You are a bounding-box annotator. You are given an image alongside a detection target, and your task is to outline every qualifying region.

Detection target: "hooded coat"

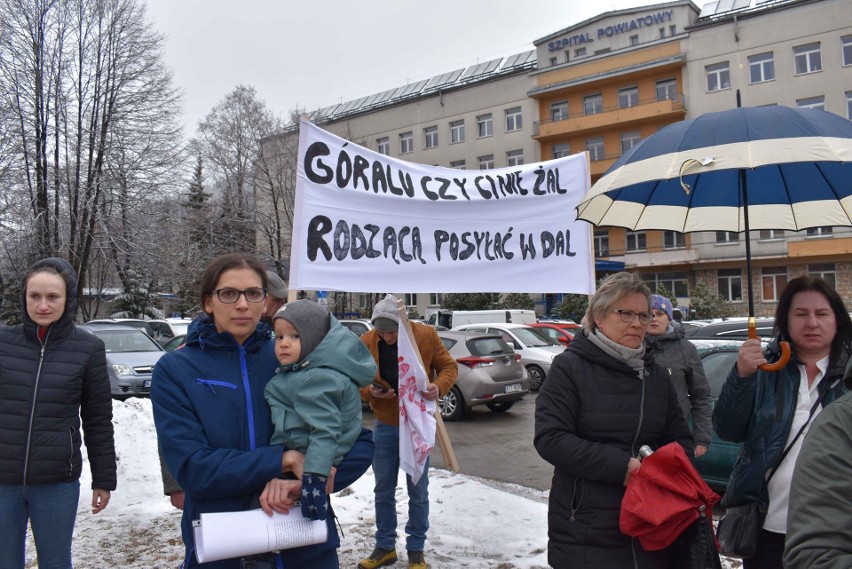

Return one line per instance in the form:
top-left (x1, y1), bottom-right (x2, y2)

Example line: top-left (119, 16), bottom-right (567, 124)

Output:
top-left (0, 257), bottom-right (116, 490)
top-left (264, 315), bottom-right (376, 476)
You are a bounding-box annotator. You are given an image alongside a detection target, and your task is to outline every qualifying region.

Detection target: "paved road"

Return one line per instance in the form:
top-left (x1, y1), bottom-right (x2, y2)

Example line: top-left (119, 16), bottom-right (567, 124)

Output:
top-left (363, 392), bottom-right (554, 493)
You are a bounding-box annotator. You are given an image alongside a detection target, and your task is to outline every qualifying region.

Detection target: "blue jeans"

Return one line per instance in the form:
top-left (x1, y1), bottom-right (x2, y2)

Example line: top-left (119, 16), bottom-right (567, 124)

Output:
top-left (372, 420), bottom-right (430, 552)
top-left (0, 480), bottom-right (80, 569)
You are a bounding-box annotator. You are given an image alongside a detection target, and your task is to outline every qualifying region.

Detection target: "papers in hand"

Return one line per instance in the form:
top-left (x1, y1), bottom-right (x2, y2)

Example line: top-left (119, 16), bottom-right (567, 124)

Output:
top-left (193, 506), bottom-right (328, 563)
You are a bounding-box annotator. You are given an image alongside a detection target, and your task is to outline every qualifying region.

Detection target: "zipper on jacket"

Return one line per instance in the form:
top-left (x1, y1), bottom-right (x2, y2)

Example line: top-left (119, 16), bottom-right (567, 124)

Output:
top-left (237, 343), bottom-right (257, 450)
top-left (66, 426), bottom-right (75, 477)
top-left (629, 372), bottom-right (647, 457)
top-left (195, 378), bottom-right (238, 392)
top-left (569, 477), bottom-right (584, 522)
top-left (630, 536), bottom-right (639, 569)
top-left (23, 339), bottom-right (49, 485)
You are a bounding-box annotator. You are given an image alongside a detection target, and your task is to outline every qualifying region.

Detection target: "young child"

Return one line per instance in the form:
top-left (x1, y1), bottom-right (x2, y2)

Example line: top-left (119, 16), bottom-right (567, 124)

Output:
top-left (264, 299), bottom-right (377, 521)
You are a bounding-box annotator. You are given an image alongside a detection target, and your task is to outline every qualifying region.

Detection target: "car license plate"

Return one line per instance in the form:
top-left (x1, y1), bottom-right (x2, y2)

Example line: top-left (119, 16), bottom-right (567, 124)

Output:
top-left (143, 379), bottom-right (151, 390)
top-left (504, 383), bottom-right (522, 394)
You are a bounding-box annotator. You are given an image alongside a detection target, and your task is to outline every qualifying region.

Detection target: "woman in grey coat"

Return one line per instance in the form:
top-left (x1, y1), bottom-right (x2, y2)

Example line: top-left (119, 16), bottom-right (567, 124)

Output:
top-left (645, 294), bottom-right (713, 456)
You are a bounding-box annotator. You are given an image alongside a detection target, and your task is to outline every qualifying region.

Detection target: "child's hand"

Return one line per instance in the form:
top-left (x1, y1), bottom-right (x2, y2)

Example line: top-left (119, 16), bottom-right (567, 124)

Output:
top-left (281, 450), bottom-right (305, 479)
top-left (300, 473), bottom-right (328, 520)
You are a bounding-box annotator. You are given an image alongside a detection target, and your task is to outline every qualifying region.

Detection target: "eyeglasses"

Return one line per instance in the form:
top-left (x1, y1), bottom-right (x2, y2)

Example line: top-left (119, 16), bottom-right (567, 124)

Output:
top-left (214, 287), bottom-right (267, 304)
top-left (612, 309), bottom-right (652, 325)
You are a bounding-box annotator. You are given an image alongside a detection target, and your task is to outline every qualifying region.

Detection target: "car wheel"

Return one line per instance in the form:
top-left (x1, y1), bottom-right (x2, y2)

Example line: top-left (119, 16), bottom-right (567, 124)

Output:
top-left (439, 386), bottom-right (465, 421)
top-left (485, 401), bottom-right (514, 413)
top-left (527, 365), bottom-right (545, 391)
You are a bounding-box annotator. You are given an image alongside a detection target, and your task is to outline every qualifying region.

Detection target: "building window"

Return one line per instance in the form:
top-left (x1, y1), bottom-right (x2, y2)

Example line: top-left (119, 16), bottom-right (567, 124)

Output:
top-left (625, 230), bottom-right (646, 252)
top-left (477, 113), bottom-right (493, 138)
top-left (564, 50), bottom-right (570, 62)
top-left (506, 149), bottom-right (524, 167)
top-left (806, 226), bottom-right (833, 236)
top-left (376, 137), bottom-right (390, 155)
top-left (669, 24), bottom-right (677, 35)
top-left (505, 107), bottom-right (523, 132)
top-left (797, 96), bottom-right (825, 110)
top-left (478, 154), bottom-right (494, 169)
top-left (718, 269), bottom-right (743, 302)
top-left (449, 120), bottom-right (465, 144)
top-left (450, 160), bottom-right (466, 170)
top-left (404, 293), bottom-right (418, 306)
top-left (549, 56), bottom-right (558, 66)
top-left (424, 126), bottom-right (438, 149)
top-left (619, 86), bottom-right (639, 108)
top-left (659, 27), bottom-right (666, 39)
top-left (621, 131), bottom-right (641, 154)
top-left (645, 272), bottom-right (689, 297)
top-left (400, 132), bottom-right (413, 154)
top-left (794, 43), bottom-right (822, 75)
top-left (656, 79), bottom-right (677, 102)
top-left (594, 230), bottom-right (609, 257)
top-left (551, 101), bottom-right (568, 121)
top-left (586, 137), bottom-right (605, 161)
top-left (715, 231), bottom-right (739, 243)
top-left (761, 267), bottom-right (788, 302)
top-left (847, 91), bottom-right (852, 120)
top-left (575, 47), bottom-right (586, 57)
top-left (809, 263), bottom-right (836, 288)
top-left (664, 231), bottom-right (685, 249)
top-left (429, 293), bottom-right (442, 305)
top-left (748, 52), bottom-right (775, 84)
top-left (584, 94), bottom-right (603, 115)
top-left (759, 229), bottom-right (785, 240)
top-left (706, 62), bottom-right (731, 92)
top-left (552, 143), bottom-right (570, 159)
top-left (629, 34), bottom-right (639, 46)
top-left (844, 36), bottom-right (852, 67)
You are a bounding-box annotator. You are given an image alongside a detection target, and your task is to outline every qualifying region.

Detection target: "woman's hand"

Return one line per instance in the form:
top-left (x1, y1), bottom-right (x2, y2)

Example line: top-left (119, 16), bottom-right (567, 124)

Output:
top-left (92, 489), bottom-right (111, 514)
top-left (259, 479), bottom-right (301, 516)
top-left (624, 457), bottom-right (641, 486)
top-left (281, 450), bottom-right (305, 480)
top-left (736, 338), bottom-right (767, 377)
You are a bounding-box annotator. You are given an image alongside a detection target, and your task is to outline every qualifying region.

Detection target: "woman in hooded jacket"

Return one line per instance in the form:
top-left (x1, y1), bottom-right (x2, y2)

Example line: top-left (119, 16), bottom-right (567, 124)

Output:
top-left (0, 257), bottom-right (116, 569)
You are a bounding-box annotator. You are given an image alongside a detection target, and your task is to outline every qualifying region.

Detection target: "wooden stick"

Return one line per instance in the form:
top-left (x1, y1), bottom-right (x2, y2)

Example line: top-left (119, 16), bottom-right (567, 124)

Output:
top-left (395, 299), bottom-right (460, 473)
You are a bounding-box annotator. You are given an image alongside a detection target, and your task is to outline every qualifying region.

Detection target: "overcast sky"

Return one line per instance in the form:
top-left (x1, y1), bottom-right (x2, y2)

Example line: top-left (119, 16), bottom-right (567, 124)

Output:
top-left (143, 0), bottom-right (665, 137)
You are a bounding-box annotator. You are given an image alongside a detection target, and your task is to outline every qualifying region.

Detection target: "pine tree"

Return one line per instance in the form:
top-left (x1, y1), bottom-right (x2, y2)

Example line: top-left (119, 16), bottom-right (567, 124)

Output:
top-left (689, 280), bottom-right (733, 319)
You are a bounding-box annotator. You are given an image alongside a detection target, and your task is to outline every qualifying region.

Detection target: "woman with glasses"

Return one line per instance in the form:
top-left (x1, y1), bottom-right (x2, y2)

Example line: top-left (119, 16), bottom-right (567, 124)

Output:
top-left (151, 253), bottom-right (374, 569)
top-left (534, 272), bottom-right (693, 569)
top-left (714, 276), bottom-right (851, 569)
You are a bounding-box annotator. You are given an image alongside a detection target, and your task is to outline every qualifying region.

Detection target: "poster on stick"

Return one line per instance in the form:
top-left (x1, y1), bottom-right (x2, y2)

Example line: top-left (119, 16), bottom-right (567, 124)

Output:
top-left (290, 119), bottom-right (594, 293)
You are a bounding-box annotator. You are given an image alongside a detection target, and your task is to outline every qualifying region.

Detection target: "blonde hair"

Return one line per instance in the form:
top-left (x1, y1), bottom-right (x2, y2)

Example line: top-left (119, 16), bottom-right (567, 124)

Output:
top-left (584, 272), bottom-right (651, 334)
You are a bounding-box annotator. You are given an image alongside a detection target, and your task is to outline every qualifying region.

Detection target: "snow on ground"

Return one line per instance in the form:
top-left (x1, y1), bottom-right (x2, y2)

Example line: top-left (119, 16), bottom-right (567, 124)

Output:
top-left (25, 399), bottom-right (741, 568)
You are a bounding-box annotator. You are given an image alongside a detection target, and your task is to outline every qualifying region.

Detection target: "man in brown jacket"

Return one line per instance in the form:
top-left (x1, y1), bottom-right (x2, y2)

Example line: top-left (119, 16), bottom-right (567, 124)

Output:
top-left (357, 294), bottom-right (457, 569)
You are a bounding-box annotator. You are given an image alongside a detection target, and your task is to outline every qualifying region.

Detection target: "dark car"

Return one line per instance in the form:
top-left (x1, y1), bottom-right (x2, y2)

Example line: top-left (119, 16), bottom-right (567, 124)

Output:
top-left (689, 338), bottom-right (751, 493)
top-left (436, 330), bottom-right (530, 421)
top-left (685, 318), bottom-right (775, 340)
top-left (79, 323), bottom-right (165, 399)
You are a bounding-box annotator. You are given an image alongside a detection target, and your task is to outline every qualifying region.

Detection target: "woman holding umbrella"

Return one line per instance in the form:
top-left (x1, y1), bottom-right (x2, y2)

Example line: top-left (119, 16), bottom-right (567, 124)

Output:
top-left (714, 276), bottom-right (852, 569)
top-left (534, 272), bottom-right (693, 569)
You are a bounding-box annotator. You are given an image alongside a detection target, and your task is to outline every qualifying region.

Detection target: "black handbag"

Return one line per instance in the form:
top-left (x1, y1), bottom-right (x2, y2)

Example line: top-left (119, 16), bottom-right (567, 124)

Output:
top-left (670, 506), bottom-right (724, 569)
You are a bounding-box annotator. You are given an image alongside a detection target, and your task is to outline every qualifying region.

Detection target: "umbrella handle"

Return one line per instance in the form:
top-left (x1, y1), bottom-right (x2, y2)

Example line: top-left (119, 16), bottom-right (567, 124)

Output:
top-left (748, 318), bottom-right (791, 371)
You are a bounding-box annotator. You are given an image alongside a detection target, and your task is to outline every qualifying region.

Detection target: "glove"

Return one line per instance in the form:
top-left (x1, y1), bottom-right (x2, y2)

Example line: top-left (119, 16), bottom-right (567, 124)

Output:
top-left (300, 473), bottom-right (328, 521)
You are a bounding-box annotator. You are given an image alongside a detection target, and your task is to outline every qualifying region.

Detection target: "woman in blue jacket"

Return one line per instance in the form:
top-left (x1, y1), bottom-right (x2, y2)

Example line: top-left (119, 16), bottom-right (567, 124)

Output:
top-left (151, 253), bottom-right (374, 568)
top-left (714, 276), bottom-right (852, 569)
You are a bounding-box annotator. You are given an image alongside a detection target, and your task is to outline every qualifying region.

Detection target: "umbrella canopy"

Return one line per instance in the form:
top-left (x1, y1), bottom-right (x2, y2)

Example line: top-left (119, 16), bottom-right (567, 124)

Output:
top-left (577, 106), bottom-right (852, 233)
top-left (620, 442), bottom-right (720, 551)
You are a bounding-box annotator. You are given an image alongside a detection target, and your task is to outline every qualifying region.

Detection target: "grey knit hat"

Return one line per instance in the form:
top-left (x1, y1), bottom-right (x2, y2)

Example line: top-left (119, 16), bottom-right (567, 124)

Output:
top-left (371, 294), bottom-right (401, 332)
top-left (272, 300), bottom-right (330, 360)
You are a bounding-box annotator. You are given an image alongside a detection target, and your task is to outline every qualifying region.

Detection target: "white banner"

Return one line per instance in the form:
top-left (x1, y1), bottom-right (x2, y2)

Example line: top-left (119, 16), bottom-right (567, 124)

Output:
top-left (290, 119), bottom-right (595, 293)
top-left (397, 323), bottom-right (435, 486)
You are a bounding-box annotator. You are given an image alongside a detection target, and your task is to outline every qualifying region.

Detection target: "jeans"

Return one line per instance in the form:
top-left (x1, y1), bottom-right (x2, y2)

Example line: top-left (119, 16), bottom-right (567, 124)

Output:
top-left (0, 480), bottom-right (81, 569)
top-left (372, 420), bottom-right (430, 552)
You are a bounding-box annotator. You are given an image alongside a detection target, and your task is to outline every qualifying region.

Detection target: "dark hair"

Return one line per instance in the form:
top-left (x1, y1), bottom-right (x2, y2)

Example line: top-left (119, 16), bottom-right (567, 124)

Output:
top-left (199, 253), bottom-right (268, 316)
top-left (24, 264), bottom-right (74, 297)
top-left (774, 275), bottom-right (852, 357)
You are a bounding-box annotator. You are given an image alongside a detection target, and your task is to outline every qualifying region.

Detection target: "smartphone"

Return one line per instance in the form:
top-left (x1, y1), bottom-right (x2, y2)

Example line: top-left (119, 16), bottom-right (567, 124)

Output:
top-left (371, 382), bottom-right (389, 392)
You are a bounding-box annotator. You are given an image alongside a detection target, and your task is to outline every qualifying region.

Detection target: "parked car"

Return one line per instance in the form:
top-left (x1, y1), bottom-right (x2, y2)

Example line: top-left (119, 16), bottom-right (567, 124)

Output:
top-left (436, 330), bottom-right (530, 421)
top-left (689, 338), bottom-right (751, 494)
top-left (147, 318), bottom-right (193, 346)
top-left (79, 323), bottom-right (165, 399)
top-left (86, 318), bottom-right (157, 339)
top-left (451, 323), bottom-right (564, 391)
top-left (685, 317), bottom-right (775, 340)
top-left (338, 318), bottom-right (373, 336)
top-left (162, 334), bottom-right (186, 352)
top-left (530, 322), bottom-right (581, 347)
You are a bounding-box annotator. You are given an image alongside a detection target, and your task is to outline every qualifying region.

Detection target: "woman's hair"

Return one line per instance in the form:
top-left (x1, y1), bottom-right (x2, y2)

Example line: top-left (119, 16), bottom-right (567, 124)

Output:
top-left (24, 264), bottom-right (74, 296)
top-left (774, 275), bottom-right (852, 357)
top-left (584, 272), bottom-right (651, 334)
top-left (199, 253), bottom-right (268, 316)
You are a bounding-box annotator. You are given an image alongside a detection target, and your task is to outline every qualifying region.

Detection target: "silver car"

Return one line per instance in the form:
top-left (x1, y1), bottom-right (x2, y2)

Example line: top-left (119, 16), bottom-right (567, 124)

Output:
top-left (79, 323), bottom-right (165, 399)
top-left (437, 330), bottom-right (530, 421)
top-left (451, 323), bottom-right (564, 391)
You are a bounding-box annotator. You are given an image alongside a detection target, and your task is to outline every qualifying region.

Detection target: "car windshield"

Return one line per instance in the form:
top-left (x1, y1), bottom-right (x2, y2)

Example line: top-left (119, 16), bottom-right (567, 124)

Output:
top-left (170, 323), bottom-right (189, 336)
top-left (95, 330), bottom-right (162, 353)
top-left (513, 327), bottom-right (559, 347)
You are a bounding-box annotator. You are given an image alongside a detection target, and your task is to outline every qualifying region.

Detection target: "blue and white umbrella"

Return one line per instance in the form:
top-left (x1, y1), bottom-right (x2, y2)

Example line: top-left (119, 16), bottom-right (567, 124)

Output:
top-left (577, 106), bottom-right (852, 232)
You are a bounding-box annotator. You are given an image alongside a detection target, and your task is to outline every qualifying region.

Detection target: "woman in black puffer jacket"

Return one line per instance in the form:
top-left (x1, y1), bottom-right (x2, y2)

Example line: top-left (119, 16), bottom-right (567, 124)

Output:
top-left (0, 258), bottom-right (116, 569)
top-left (535, 272), bottom-right (693, 569)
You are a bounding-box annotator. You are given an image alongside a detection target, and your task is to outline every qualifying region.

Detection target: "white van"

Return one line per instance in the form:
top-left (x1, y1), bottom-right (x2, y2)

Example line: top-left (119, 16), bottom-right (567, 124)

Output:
top-left (426, 309), bottom-right (536, 329)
